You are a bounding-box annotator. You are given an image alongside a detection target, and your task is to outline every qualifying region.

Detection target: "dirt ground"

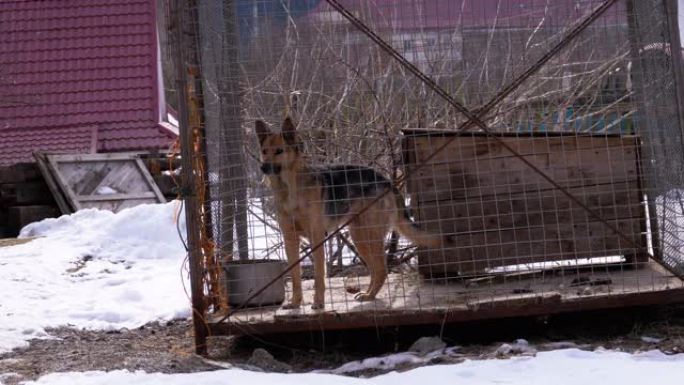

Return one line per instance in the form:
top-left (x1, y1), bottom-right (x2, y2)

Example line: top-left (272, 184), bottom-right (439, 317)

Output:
top-left (2, 304), bottom-right (684, 384)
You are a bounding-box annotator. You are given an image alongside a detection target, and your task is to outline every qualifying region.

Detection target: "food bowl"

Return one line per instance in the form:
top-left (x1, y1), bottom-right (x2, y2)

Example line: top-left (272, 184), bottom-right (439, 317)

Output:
top-left (223, 259), bottom-right (287, 307)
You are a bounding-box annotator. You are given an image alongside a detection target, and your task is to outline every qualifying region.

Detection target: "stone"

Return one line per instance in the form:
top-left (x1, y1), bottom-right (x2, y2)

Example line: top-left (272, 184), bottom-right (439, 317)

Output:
top-left (247, 348), bottom-right (292, 373)
top-left (409, 336), bottom-right (447, 356)
top-left (641, 336), bottom-right (664, 344)
top-left (495, 339), bottom-right (537, 357)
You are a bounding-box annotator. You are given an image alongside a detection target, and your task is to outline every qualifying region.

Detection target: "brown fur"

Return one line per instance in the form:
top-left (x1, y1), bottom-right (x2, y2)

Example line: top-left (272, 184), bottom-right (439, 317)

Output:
top-left (255, 117), bottom-right (449, 310)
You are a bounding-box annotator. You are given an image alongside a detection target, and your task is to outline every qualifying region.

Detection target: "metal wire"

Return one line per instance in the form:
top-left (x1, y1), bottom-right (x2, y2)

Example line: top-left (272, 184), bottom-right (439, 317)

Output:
top-left (216, 0), bottom-right (656, 322)
top-left (325, 0), bottom-right (669, 276)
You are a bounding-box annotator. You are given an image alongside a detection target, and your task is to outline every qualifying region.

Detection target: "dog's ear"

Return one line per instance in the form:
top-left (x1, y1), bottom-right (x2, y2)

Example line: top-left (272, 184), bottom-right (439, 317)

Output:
top-left (281, 116), bottom-right (297, 145)
top-left (255, 120), bottom-right (270, 145)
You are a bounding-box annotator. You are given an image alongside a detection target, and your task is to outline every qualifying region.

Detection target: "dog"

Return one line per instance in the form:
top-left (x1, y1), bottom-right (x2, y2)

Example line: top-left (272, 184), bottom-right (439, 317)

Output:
top-left (255, 117), bottom-right (451, 310)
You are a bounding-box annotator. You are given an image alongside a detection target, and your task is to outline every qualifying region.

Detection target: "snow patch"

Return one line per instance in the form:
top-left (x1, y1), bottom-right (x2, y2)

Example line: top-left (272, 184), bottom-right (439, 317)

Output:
top-left (0, 201), bottom-right (190, 353)
top-left (17, 349), bottom-right (684, 385)
top-left (320, 347), bottom-right (460, 375)
top-left (95, 186), bottom-right (118, 195)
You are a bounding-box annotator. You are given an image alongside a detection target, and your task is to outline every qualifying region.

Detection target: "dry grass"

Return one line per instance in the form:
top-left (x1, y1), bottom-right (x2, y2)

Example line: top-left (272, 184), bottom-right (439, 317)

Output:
top-left (0, 237), bottom-right (35, 248)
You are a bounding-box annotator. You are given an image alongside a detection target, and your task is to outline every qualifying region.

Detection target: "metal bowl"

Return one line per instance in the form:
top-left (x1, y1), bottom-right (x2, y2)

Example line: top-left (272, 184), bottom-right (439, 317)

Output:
top-left (223, 259), bottom-right (287, 307)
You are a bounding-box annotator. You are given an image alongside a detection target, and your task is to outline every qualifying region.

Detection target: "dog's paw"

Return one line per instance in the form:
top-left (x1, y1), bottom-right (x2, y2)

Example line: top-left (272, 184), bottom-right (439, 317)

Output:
top-left (354, 292), bottom-right (375, 302)
top-left (311, 302), bottom-right (325, 310)
top-left (281, 302), bottom-right (301, 310)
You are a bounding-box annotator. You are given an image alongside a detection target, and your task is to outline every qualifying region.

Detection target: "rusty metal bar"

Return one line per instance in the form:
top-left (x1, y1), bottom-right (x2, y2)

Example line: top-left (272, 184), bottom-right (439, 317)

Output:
top-left (171, 0), bottom-right (209, 355)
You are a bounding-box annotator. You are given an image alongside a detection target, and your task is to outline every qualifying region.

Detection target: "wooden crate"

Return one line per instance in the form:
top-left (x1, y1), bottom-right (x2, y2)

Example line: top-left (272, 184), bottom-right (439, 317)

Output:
top-left (401, 130), bottom-right (647, 276)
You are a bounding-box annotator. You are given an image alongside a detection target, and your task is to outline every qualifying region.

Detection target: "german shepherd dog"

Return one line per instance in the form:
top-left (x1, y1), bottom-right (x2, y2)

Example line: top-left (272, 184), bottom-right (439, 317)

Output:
top-left (256, 117), bottom-right (451, 310)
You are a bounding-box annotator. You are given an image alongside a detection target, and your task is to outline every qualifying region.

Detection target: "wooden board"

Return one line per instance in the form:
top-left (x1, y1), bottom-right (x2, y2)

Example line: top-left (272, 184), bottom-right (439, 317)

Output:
top-left (401, 131), bottom-right (646, 275)
top-left (210, 261), bottom-right (684, 335)
top-left (0, 163), bottom-right (41, 183)
top-left (35, 153), bottom-right (166, 213)
top-left (0, 182), bottom-right (53, 204)
top-left (33, 152), bottom-right (73, 214)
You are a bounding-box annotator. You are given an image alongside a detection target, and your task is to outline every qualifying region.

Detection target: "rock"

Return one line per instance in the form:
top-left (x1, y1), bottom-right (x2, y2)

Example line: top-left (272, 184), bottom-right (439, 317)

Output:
top-left (247, 348), bottom-right (292, 373)
top-left (512, 339), bottom-right (536, 355)
top-left (578, 286), bottom-right (593, 296)
top-left (641, 336), bottom-right (664, 344)
top-left (539, 341), bottom-right (579, 350)
top-left (409, 336), bottom-right (447, 356)
top-left (0, 372), bottom-right (24, 385)
top-left (496, 339), bottom-right (536, 357)
top-left (495, 343), bottom-right (513, 357)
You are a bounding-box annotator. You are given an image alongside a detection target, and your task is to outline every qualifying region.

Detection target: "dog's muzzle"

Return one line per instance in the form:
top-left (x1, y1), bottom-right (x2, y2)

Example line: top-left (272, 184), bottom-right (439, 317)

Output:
top-left (260, 163), bottom-right (282, 175)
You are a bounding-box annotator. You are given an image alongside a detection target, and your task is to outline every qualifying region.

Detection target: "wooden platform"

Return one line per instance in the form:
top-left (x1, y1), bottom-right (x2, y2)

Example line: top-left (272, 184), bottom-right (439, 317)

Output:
top-left (210, 261), bottom-right (684, 336)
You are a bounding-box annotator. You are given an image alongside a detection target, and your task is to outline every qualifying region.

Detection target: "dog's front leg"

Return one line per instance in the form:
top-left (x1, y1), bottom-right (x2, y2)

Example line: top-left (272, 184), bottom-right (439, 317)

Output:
top-left (309, 230), bottom-right (326, 310)
top-left (281, 222), bottom-right (302, 309)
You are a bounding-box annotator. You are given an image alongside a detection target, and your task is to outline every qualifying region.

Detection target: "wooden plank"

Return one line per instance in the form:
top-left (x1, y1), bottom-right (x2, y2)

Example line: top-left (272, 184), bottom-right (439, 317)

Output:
top-left (407, 138), bottom-right (639, 203)
top-left (416, 218), bottom-right (643, 273)
top-left (0, 182), bottom-right (53, 205)
top-left (410, 169), bottom-right (639, 204)
top-left (416, 187), bottom-right (643, 233)
top-left (465, 291), bottom-right (562, 310)
top-left (465, 270), bottom-right (545, 287)
top-left (135, 158), bottom-right (167, 203)
top-left (214, 287), bottom-right (684, 336)
top-left (48, 152), bottom-right (145, 162)
top-left (76, 192), bottom-right (157, 202)
top-left (209, 265), bottom-right (684, 336)
top-left (404, 134), bottom-right (638, 159)
top-left (46, 155), bottom-right (83, 211)
top-left (403, 132), bottom-right (638, 155)
top-left (0, 164), bottom-right (40, 183)
top-left (33, 153), bottom-right (73, 214)
top-left (404, 137), bottom-right (638, 178)
top-left (402, 128), bottom-right (632, 138)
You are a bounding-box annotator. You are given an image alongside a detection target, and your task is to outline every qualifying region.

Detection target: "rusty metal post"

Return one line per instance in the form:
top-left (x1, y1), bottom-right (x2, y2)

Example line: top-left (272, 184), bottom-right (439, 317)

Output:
top-left (170, 0), bottom-right (208, 356)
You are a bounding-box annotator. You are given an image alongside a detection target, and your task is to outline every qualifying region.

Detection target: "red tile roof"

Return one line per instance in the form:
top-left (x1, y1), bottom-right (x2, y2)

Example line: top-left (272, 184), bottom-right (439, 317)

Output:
top-left (0, 126), bottom-right (97, 165)
top-left (0, 0), bottom-right (175, 166)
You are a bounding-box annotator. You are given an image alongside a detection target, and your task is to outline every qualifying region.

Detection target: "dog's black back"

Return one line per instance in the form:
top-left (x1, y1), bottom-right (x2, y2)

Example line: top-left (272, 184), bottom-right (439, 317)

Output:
top-left (312, 165), bottom-right (392, 218)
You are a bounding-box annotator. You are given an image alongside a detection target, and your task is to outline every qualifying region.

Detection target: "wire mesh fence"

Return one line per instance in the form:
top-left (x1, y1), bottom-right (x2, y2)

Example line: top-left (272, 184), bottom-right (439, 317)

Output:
top-left (165, 0), bottom-right (684, 351)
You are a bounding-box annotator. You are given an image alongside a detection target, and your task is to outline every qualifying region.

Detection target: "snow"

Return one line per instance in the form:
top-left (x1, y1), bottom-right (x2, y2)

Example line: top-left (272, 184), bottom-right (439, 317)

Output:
top-left (0, 202), bottom-right (190, 353)
top-left (94, 186), bottom-right (118, 195)
top-left (2, 201), bottom-right (684, 385)
top-left (321, 347), bottom-right (459, 375)
top-left (487, 255), bottom-right (624, 274)
top-left (15, 349), bottom-right (684, 385)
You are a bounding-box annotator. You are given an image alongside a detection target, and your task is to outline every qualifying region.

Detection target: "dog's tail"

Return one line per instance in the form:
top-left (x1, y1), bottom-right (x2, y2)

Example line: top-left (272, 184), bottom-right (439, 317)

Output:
top-left (392, 188), bottom-right (452, 248)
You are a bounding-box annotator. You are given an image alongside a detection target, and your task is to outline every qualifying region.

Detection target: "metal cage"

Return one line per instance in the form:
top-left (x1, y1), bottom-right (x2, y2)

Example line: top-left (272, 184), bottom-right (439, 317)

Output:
top-left (165, 0), bottom-right (684, 354)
